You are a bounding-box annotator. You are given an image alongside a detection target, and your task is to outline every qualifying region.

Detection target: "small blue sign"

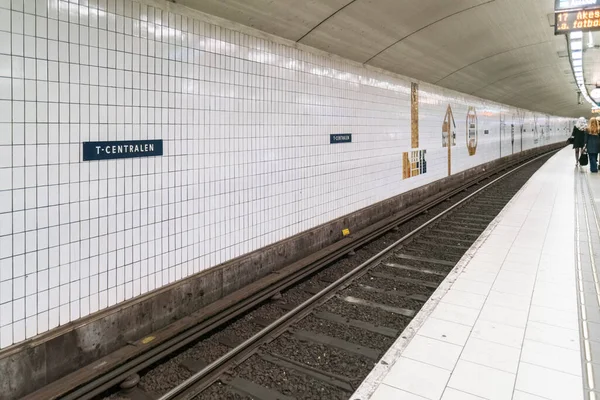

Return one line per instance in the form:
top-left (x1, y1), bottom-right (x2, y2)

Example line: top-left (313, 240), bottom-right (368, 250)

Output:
top-left (330, 134), bottom-right (352, 144)
top-left (83, 140), bottom-right (163, 161)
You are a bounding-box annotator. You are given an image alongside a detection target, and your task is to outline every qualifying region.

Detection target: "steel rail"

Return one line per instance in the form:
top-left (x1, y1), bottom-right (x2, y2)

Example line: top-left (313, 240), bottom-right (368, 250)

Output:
top-left (159, 149), bottom-right (558, 400)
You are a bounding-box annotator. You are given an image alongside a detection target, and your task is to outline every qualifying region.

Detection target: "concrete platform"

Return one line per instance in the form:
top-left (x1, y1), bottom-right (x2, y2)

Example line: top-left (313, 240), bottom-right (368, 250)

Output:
top-left (352, 147), bottom-right (597, 400)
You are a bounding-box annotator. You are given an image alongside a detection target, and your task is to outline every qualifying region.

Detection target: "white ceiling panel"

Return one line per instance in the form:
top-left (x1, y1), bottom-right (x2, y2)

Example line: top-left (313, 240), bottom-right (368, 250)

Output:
top-left (178, 0), bottom-right (591, 117)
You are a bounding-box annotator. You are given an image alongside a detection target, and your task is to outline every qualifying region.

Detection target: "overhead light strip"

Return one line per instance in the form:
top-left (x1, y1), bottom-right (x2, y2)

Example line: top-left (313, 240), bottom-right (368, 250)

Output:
top-left (569, 31), bottom-right (599, 110)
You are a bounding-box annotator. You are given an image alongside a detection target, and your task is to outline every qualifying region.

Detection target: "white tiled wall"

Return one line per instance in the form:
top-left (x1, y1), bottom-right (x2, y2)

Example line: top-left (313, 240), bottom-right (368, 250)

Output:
top-left (0, 0), bottom-right (572, 349)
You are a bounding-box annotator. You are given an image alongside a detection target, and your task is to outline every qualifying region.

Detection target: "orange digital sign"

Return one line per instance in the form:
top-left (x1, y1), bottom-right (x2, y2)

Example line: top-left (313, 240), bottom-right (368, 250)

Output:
top-left (555, 8), bottom-right (600, 33)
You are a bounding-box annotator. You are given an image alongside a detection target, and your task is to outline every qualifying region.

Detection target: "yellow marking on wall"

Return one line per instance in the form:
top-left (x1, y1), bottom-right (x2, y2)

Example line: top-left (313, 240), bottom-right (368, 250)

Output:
top-left (141, 336), bottom-right (155, 344)
top-left (466, 106), bottom-right (478, 156)
top-left (448, 137), bottom-right (451, 176)
top-left (403, 153), bottom-right (411, 179)
top-left (443, 104), bottom-right (456, 176)
top-left (411, 82), bottom-right (419, 149)
top-left (342, 229), bottom-right (350, 236)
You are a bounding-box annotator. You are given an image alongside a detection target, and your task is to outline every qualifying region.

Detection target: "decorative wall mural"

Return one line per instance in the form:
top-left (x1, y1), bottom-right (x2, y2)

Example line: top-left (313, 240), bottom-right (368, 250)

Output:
top-left (442, 104), bottom-right (456, 176)
top-left (466, 106), bottom-right (478, 156)
top-left (403, 150), bottom-right (427, 179)
top-left (403, 83), bottom-right (428, 179)
top-left (533, 114), bottom-right (540, 144)
top-left (518, 110), bottom-right (525, 150)
top-left (442, 105), bottom-right (456, 148)
top-left (510, 114), bottom-right (516, 154)
top-left (500, 112), bottom-right (507, 155)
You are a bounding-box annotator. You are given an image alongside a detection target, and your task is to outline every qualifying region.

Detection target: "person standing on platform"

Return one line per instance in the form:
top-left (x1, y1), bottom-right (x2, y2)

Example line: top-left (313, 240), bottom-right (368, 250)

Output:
top-left (572, 117), bottom-right (587, 166)
top-left (585, 117), bottom-right (600, 173)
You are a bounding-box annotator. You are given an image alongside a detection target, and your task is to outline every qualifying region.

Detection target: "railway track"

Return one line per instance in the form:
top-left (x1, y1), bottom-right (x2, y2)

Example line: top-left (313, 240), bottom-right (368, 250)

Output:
top-left (131, 152), bottom-right (554, 400)
top-left (23, 149), bottom-right (559, 400)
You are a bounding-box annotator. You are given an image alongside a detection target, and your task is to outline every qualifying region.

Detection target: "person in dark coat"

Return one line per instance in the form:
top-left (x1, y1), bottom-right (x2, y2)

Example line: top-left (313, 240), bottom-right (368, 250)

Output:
top-left (585, 117), bottom-right (600, 173)
top-left (572, 117), bottom-right (587, 166)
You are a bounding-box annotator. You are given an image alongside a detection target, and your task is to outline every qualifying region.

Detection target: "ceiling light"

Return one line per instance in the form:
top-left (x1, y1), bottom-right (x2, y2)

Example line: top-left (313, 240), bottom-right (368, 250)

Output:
top-left (568, 30), bottom-right (596, 109)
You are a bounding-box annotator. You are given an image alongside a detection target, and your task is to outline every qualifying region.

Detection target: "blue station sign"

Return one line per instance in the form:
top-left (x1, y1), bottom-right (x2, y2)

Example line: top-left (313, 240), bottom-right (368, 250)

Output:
top-left (82, 140), bottom-right (163, 161)
top-left (330, 134), bottom-right (352, 144)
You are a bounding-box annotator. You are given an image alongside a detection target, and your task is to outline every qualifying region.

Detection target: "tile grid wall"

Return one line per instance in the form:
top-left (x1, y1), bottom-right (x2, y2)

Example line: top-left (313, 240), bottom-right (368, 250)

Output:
top-left (0, 0), bottom-right (570, 349)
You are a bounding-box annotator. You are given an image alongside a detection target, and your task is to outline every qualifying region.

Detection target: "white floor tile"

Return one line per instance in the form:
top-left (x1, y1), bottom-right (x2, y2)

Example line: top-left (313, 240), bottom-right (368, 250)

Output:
top-left (512, 240), bottom-right (544, 251)
top-left (491, 226), bottom-right (520, 236)
top-left (370, 384), bottom-right (428, 400)
top-left (476, 246), bottom-right (510, 258)
top-left (430, 301), bottom-right (480, 327)
top-left (471, 251), bottom-right (505, 263)
top-left (450, 278), bottom-right (493, 296)
top-left (524, 321), bottom-right (580, 351)
top-left (534, 281), bottom-right (577, 297)
top-left (440, 388), bottom-right (486, 400)
top-left (440, 289), bottom-right (487, 310)
top-left (417, 317), bottom-right (472, 346)
top-left (528, 305), bottom-right (579, 330)
top-left (542, 241), bottom-right (572, 255)
top-left (492, 278), bottom-right (535, 297)
top-left (459, 269), bottom-right (498, 284)
top-left (497, 219), bottom-right (524, 228)
top-left (480, 240), bottom-right (514, 251)
top-left (478, 303), bottom-right (529, 329)
top-left (504, 251), bottom-right (540, 266)
top-left (402, 335), bottom-right (462, 371)
top-left (517, 228), bottom-right (549, 237)
top-left (447, 360), bottom-right (515, 400)
top-left (470, 319), bottom-right (525, 348)
top-left (515, 362), bottom-right (584, 400)
top-left (542, 290), bottom-right (579, 308)
top-left (485, 290), bottom-right (531, 312)
top-left (500, 261), bottom-right (539, 275)
top-left (383, 357), bottom-right (450, 400)
top-left (520, 340), bottom-right (582, 376)
top-left (468, 256), bottom-right (504, 268)
top-left (539, 253), bottom-right (573, 267)
top-left (460, 337), bottom-right (521, 374)
top-left (512, 390), bottom-right (550, 400)
top-left (535, 269), bottom-right (576, 285)
top-left (496, 269), bottom-right (536, 285)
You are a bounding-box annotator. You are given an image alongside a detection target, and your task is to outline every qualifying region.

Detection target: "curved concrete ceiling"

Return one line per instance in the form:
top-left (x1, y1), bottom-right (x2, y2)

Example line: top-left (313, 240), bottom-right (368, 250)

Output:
top-left (177, 0), bottom-right (590, 117)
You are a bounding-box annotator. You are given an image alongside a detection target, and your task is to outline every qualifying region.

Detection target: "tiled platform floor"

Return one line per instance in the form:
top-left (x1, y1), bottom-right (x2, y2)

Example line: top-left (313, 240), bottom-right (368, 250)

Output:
top-left (352, 148), bottom-right (597, 400)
